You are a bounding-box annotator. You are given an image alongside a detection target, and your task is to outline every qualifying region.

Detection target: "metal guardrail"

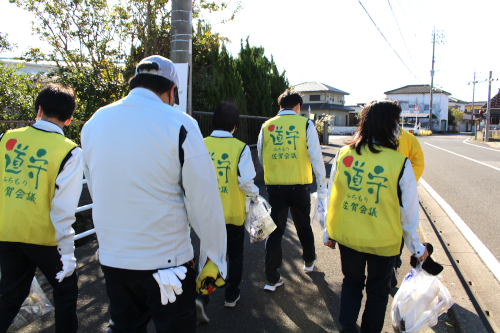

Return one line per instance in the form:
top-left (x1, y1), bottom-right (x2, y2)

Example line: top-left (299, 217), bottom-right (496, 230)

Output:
top-left (74, 179), bottom-right (95, 241)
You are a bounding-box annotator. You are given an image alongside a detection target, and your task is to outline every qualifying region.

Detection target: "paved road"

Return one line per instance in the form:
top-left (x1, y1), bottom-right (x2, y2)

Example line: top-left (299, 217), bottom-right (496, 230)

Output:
top-left (416, 133), bottom-right (500, 261)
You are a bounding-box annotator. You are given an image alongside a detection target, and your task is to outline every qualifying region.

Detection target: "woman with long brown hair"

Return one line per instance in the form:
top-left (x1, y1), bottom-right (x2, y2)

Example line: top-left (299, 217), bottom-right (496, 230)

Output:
top-left (324, 100), bottom-right (428, 333)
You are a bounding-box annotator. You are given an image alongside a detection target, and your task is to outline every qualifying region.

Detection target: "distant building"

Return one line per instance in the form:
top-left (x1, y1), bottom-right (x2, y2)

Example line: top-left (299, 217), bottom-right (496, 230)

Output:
top-left (385, 84), bottom-right (450, 131)
top-left (449, 97), bottom-right (467, 111)
top-left (481, 89), bottom-right (500, 126)
top-left (346, 103), bottom-right (366, 126)
top-left (0, 58), bottom-right (57, 74)
top-left (293, 82), bottom-right (354, 126)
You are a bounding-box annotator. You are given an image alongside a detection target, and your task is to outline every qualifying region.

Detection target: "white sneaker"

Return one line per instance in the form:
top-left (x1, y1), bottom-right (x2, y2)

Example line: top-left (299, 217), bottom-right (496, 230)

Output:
top-left (303, 256), bottom-right (318, 273)
top-left (224, 295), bottom-right (241, 308)
top-left (264, 278), bottom-right (284, 291)
top-left (196, 298), bottom-right (210, 323)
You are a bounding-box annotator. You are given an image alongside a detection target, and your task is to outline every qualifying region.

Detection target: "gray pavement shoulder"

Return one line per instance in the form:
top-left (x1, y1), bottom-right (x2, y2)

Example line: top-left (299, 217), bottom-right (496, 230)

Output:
top-left (418, 185), bottom-right (493, 333)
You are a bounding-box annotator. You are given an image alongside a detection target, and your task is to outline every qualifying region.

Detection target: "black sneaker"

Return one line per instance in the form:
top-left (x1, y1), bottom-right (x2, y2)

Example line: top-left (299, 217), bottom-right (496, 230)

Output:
top-left (391, 267), bottom-right (398, 288)
top-left (224, 294), bottom-right (240, 308)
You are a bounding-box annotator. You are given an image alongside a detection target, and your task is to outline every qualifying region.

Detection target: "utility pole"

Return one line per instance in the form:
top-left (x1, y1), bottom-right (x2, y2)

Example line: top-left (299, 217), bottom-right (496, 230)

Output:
top-left (470, 72), bottom-right (477, 136)
top-left (171, 0), bottom-right (192, 115)
top-left (429, 27), bottom-right (445, 129)
top-left (485, 71), bottom-right (493, 142)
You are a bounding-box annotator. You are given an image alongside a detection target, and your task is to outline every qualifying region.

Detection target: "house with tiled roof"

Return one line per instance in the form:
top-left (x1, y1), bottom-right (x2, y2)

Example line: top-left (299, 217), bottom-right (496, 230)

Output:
top-left (293, 82), bottom-right (354, 126)
top-left (449, 97), bottom-right (467, 111)
top-left (481, 89), bottom-right (500, 126)
top-left (384, 84), bottom-right (450, 131)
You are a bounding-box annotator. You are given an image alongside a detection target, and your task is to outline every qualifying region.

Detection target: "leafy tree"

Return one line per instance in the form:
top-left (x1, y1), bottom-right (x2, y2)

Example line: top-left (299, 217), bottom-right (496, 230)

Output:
top-left (12, 0), bottom-right (130, 94)
top-left (235, 37), bottom-right (289, 117)
top-left (0, 32), bottom-right (17, 54)
top-left (0, 64), bottom-right (41, 121)
top-left (191, 23), bottom-right (245, 113)
top-left (448, 105), bottom-right (464, 126)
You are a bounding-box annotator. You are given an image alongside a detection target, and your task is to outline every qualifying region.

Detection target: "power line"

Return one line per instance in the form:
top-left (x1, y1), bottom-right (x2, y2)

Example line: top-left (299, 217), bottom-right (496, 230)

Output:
top-left (395, 0), bottom-right (416, 36)
top-left (388, 0), bottom-right (415, 67)
top-left (405, 0), bottom-right (426, 29)
top-left (357, 0), bottom-right (422, 83)
top-left (423, 0), bottom-right (435, 26)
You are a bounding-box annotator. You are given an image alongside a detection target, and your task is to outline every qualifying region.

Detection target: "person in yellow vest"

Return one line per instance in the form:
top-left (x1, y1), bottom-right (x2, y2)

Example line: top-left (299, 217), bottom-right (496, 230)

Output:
top-left (196, 102), bottom-right (259, 321)
top-left (392, 126), bottom-right (425, 286)
top-left (0, 83), bottom-right (82, 333)
top-left (398, 127), bottom-right (424, 181)
top-left (257, 89), bottom-right (327, 291)
top-left (324, 100), bottom-right (428, 333)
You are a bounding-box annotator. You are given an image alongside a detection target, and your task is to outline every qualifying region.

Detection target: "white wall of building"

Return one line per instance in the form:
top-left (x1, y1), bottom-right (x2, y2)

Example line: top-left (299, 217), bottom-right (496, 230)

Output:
top-left (386, 92), bottom-right (449, 131)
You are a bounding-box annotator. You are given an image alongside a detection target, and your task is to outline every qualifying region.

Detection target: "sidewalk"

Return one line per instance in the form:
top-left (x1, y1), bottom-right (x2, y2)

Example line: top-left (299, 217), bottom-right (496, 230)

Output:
top-left (17, 145), bottom-right (480, 333)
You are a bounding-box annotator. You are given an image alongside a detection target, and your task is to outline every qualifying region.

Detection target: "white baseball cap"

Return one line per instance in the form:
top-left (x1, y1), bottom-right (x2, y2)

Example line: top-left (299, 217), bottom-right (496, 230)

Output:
top-left (135, 55), bottom-right (180, 104)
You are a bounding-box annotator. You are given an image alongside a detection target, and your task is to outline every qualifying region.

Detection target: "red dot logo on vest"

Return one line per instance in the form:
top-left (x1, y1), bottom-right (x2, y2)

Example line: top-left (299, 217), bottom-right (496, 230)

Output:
top-left (268, 125), bottom-right (275, 132)
top-left (343, 156), bottom-right (354, 168)
top-left (6, 139), bottom-right (17, 151)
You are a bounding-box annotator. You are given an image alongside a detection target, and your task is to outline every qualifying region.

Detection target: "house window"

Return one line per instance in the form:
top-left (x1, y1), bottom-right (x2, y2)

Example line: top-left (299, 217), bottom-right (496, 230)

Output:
top-left (424, 104), bottom-right (429, 111)
top-left (310, 95), bottom-right (320, 101)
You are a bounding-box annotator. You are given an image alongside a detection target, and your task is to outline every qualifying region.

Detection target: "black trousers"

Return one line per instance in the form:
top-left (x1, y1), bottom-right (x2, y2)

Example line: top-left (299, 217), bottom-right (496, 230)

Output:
top-left (225, 224), bottom-right (245, 301)
top-left (338, 244), bottom-right (397, 333)
top-left (101, 263), bottom-right (197, 333)
top-left (0, 242), bottom-right (78, 333)
top-left (198, 224), bottom-right (244, 304)
top-left (265, 184), bottom-right (315, 283)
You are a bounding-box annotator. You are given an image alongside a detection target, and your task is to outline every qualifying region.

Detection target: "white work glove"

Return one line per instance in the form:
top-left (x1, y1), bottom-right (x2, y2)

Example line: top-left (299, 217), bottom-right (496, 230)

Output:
top-left (152, 266), bottom-right (187, 305)
top-left (55, 254), bottom-right (76, 283)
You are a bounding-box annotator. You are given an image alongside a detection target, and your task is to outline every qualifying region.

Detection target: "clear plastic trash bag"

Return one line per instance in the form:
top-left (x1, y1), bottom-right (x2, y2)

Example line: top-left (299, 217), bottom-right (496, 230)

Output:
top-left (244, 196), bottom-right (276, 244)
top-left (3, 276), bottom-right (54, 332)
top-left (310, 192), bottom-right (328, 229)
top-left (391, 263), bottom-right (453, 333)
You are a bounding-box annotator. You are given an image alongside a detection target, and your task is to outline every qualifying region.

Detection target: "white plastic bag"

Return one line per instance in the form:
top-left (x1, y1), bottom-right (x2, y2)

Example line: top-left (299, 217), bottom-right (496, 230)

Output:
top-left (7, 277), bottom-right (54, 331)
top-left (310, 192), bottom-right (328, 229)
top-left (244, 196), bottom-right (276, 243)
top-left (391, 264), bottom-right (453, 333)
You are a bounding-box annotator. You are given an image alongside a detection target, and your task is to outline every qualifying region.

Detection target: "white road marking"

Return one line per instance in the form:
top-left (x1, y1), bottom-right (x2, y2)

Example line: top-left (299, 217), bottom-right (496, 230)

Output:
top-left (420, 178), bottom-right (500, 282)
top-left (463, 138), bottom-right (500, 152)
top-left (424, 142), bottom-right (500, 172)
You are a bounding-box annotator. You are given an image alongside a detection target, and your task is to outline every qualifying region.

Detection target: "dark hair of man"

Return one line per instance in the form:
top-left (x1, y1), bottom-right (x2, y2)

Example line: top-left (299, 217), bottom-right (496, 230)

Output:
top-left (34, 83), bottom-right (76, 122)
top-left (213, 102), bottom-right (240, 132)
top-left (129, 62), bottom-right (174, 95)
top-left (278, 89), bottom-right (303, 109)
top-left (348, 100), bottom-right (401, 155)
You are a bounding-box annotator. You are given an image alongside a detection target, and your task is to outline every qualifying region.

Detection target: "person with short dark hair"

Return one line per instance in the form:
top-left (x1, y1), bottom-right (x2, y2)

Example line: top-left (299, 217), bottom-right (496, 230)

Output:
top-left (195, 103), bottom-right (259, 321)
top-left (81, 55), bottom-right (227, 332)
top-left (257, 89), bottom-right (327, 291)
top-left (324, 100), bottom-right (429, 333)
top-left (0, 83), bottom-right (82, 333)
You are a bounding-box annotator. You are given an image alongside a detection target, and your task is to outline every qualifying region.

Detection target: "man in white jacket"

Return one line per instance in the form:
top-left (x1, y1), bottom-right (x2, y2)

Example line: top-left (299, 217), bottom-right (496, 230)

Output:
top-left (81, 55), bottom-right (227, 332)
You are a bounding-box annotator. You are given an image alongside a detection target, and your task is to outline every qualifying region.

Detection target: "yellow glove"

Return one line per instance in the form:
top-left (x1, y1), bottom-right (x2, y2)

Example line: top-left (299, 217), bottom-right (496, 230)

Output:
top-left (196, 259), bottom-right (226, 295)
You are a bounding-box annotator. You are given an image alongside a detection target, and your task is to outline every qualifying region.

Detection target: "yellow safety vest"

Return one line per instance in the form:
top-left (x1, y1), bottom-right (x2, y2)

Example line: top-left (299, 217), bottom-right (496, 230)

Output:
top-left (398, 128), bottom-right (424, 181)
top-left (327, 145), bottom-right (406, 256)
top-left (262, 114), bottom-right (312, 185)
top-left (204, 136), bottom-right (247, 226)
top-left (0, 126), bottom-right (77, 246)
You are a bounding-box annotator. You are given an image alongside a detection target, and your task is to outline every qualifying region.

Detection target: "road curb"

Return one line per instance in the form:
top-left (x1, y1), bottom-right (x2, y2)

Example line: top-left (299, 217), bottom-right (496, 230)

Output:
top-left (418, 185), bottom-right (492, 333)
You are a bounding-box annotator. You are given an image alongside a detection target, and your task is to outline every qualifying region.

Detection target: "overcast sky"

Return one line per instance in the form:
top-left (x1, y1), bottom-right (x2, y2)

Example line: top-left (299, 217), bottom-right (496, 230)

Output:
top-left (1, 0), bottom-right (499, 105)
